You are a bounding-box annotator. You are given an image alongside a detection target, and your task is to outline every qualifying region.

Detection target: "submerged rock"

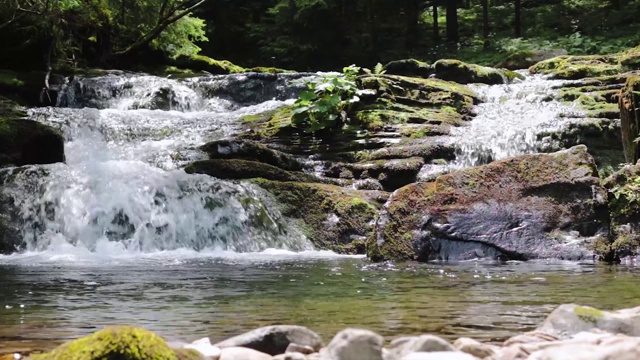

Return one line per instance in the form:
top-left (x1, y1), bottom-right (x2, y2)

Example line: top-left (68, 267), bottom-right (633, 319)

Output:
top-left (252, 180), bottom-right (383, 254)
top-left (367, 145), bottom-right (609, 262)
top-left (214, 325), bottom-right (322, 356)
top-left (0, 98), bottom-right (64, 168)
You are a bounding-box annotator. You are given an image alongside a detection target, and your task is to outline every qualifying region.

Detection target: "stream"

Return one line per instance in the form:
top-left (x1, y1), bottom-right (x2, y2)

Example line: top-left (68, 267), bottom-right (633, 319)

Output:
top-left (0, 72), bottom-right (637, 354)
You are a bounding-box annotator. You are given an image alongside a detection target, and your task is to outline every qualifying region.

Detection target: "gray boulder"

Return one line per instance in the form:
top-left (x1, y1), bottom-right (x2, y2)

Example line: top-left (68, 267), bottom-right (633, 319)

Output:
top-left (319, 328), bottom-right (384, 360)
top-left (386, 335), bottom-right (456, 358)
top-left (214, 325), bottom-right (322, 356)
top-left (537, 304), bottom-right (640, 338)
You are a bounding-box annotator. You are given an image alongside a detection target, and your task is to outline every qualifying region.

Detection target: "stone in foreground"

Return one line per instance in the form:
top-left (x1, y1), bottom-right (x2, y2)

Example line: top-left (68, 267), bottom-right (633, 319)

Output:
top-left (537, 304), bottom-right (640, 338)
top-left (214, 325), bottom-right (322, 356)
top-left (368, 145), bottom-right (609, 262)
top-left (219, 347), bottom-right (272, 360)
top-left (319, 328), bottom-right (383, 360)
top-left (386, 335), bottom-right (456, 358)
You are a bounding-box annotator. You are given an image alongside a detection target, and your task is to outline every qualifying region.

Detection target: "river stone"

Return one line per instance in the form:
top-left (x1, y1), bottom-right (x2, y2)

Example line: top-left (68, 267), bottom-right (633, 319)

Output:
top-left (387, 335), bottom-right (456, 358)
top-left (383, 59), bottom-right (433, 78)
top-left (367, 145), bottom-right (609, 262)
top-left (219, 347), bottom-right (272, 360)
top-left (453, 337), bottom-right (497, 358)
top-left (286, 343), bottom-right (315, 354)
top-left (433, 59), bottom-right (506, 85)
top-left (200, 140), bottom-right (304, 171)
top-left (401, 352), bottom-right (478, 360)
top-left (274, 353), bottom-right (308, 360)
top-left (319, 328), bottom-right (384, 360)
top-left (214, 325), bottom-right (322, 356)
top-left (526, 340), bottom-right (640, 360)
top-left (602, 162), bottom-right (640, 260)
top-left (503, 331), bottom-right (559, 346)
top-left (185, 159), bottom-right (315, 182)
top-left (536, 304), bottom-right (640, 338)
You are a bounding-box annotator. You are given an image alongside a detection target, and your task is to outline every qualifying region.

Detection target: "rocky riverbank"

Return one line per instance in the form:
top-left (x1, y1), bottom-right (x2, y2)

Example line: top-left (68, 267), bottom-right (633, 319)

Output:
top-left (8, 303), bottom-right (640, 360)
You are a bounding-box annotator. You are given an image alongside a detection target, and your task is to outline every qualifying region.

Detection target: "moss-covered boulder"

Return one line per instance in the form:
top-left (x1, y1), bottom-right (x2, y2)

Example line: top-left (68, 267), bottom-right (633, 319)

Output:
top-left (602, 163), bottom-right (640, 260)
top-left (383, 59), bottom-right (432, 78)
top-left (433, 59), bottom-right (520, 85)
top-left (496, 49), bottom-right (569, 70)
top-left (27, 326), bottom-right (204, 360)
top-left (184, 159), bottom-right (316, 182)
top-left (367, 145), bottom-right (609, 262)
top-left (529, 55), bottom-right (623, 80)
top-left (200, 140), bottom-right (304, 171)
top-left (0, 98), bottom-right (64, 168)
top-left (619, 76), bottom-right (640, 164)
top-left (173, 55), bottom-right (245, 75)
top-left (252, 180), bottom-right (385, 254)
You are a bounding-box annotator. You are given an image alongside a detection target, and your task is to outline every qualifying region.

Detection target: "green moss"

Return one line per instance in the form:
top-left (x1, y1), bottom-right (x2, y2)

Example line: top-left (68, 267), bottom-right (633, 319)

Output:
top-left (0, 70), bottom-right (24, 87)
top-left (29, 326), bottom-right (181, 360)
top-left (248, 67), bottom-right (295, 73)
top-left (433, 59), bottom-right (508, 85)
top-left (383, 59), bottom-right (432, 78)
top-left (174, 55), bottom-right (246, 75)
top-left (239, 106), bottom-right (295, 140)
top-left (530, 55), bottom-right (622, 79)
top-left (184, 159), bottom-right (315, 182)
top-left (573, 306), bottom-right (604, 324)
top-left (251, 180), bottom-right (382, 253)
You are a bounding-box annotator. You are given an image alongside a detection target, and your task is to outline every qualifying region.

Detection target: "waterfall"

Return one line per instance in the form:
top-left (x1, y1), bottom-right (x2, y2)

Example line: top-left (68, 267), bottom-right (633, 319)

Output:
top-left (452, 74), bottom-right (580, 167)
top-left (0, 72), bottom-right (315, 255)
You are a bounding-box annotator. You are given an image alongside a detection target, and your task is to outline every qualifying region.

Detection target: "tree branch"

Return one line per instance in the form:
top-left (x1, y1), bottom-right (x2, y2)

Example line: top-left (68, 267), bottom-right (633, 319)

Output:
top-left (114, 0), bottom-right (206, 56)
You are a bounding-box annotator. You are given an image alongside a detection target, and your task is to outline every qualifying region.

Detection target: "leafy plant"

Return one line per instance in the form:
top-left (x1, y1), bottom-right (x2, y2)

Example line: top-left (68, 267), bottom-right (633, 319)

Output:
top-left (363, 62), bottom-right (386, 75)
top-left (291, 65), bottom-right (363, 132)
top-left (611, 175), bottom-right (640, 215)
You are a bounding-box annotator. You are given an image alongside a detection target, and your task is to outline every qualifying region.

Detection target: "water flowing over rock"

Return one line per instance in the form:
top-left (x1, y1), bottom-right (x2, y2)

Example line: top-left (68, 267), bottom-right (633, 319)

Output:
top-left (0, 72), bottom-right (315, 254)
top-left (368, 146), bottom-right (609, 262)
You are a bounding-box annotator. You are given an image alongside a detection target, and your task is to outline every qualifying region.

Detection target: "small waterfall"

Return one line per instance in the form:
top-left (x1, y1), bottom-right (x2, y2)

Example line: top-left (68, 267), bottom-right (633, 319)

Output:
top-left (1, 72), bottom-right (315, 254)
top-left (452, 74), bottom-right (580, 167)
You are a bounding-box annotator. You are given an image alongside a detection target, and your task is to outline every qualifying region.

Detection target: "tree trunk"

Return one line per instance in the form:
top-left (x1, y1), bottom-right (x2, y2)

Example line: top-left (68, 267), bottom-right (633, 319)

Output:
top-left (481, 0), bottom-right (489, 47)
top-left (620, 77), bottom-right (640, 163)
top-left (432, 2), bottom-right (440, 41)
top-left (514, 0), bottom-right (522, 37)
top-left (405, 0), bottom-right (420, 51)
top-left (446, 0), bottom-right (459, 43)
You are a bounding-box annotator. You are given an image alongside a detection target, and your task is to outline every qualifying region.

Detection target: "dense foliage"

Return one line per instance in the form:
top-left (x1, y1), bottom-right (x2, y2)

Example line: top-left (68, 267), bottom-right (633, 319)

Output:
top-left (1, 0), bottom-right (639, 71)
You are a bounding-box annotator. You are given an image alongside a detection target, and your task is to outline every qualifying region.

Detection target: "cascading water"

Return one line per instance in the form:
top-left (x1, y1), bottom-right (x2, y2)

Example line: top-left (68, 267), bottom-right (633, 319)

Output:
top-left (452, 74), bottom-right (581, 167)
top-left (0, 72), bottom-right (316, 255)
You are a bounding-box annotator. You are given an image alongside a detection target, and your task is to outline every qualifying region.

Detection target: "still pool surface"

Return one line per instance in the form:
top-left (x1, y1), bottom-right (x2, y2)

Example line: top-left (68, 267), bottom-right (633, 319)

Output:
top-left (1, 251), bottom-right (640, 354)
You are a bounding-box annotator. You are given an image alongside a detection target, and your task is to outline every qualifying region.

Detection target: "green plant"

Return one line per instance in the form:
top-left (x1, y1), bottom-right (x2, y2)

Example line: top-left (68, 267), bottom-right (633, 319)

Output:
top-left (363, 62), bottom-right (386, 75)
top-left (291, 65), bottom-right (362, 132)
top-left (611, 175), bottom-right (640, 215)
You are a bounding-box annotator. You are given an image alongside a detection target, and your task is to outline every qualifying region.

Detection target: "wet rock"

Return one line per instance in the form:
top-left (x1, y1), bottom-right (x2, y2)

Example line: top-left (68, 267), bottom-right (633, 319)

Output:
top-left (619, 75), bottom-right (640, 163)
top-left (401, 352), bottom-right (478, 360)
top-left (214, 325), bottom-right (322, 356)
top-left (526, 340), bottom-right (640, 360)
top-left (200, 140), bottom-right (304, 171)
top-left (433, 59), bottom-right (516, 85)
top-left (383, 59), bottom-right (433, 78)
top-left (173, 54), bottom-right (246, 75)
top-left (367, 145), bottom-right (609, 261)
top-left (324, 157), bottom-right (424, 192)
top-left (274, 353), bottom-right (308, 360)
top-left (0, 98), bottom-right (64, 168)
top-left (319, 328), bottom-right (384, 360)
top-left (27, 325), bottom-right (191, 360)
top-left (251, 180), bottom-right (382, 254)
top-left (537, 304), bottom-right (640, 338)
top-left (219, 347), bottom-right (272, 360)
top-left (286, 343), bottom-right (315, 354)
top-left (386, 335), bottom-right (456, 358)
top-left (453, 337), bottom-right (498, 358)
top-left (184, 159), bottom-right (316, 182)
top-left (530, 55), bottom-right (622, 80)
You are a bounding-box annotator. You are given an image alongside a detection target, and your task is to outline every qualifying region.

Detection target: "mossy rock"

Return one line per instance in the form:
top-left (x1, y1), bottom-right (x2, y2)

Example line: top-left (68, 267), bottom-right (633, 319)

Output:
top-left (368, 146), bottom-right (608, 262)
top-left (200, 140), bottom-right (303, 171)
top-left (0, 98), bottom-right (64, 168)
top-left (619, 75), bottom-right (640, 163)
top-left (184, 159), bottom-right (316, 182)
top-left (239, 105), bottom-right (297, 140)
top-left (248, 67), bottom-right (296, 74)
top-left (529, 55), bottom-right (622, 80)
top-left (251, 180), bottom-right (384, 253)
top-left (433, 59), bottom-right (515, 85)
top-left (27, 326), bottom-right (203, 360)
top-left (173, 55), bottom-right (245, 75)
top-left (601, 164), bottom-right (640, 260)
top-left (496, 49), bottom-right (568, 70)
top-left (383, 59), bottom-right (432, 78)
